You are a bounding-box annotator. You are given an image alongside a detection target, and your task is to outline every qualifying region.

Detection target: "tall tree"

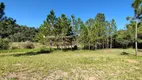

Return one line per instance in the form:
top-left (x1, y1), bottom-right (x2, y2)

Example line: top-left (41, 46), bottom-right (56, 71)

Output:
top-left (132, 0), bottom-right (142, 56)
top-left (86, 18), bottom-right (94, 50)
top-left (110, 19), bottom-right (117, 48)
top-left (0, 2), bottom-right (5, 20)
top-left (36, 10), bottom-right (56, 50)
top-left (71, 15), bottom-right (82, 48)
top-left (105, 21), bottom-right (111, 48)
top-left (95, 13), bottom-right (106, 49)
top-left (37, 10), bottom-right (74, 50)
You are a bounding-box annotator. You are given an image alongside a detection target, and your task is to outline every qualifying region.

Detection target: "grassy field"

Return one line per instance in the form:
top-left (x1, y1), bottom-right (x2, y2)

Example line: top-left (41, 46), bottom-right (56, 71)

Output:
top-left (0, 49), bottom-right (142, 80)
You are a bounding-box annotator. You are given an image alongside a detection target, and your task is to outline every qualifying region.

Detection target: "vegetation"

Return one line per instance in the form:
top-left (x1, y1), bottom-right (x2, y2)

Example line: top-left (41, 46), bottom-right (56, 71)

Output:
top-left (0, 2), bottom-right (38, 42)
top-left (0, 38), bottom-right (9, 50)
top-left (126, 0), bottom-right (142, 56)
top-left (0, 1), bottom-right (142, 51)
top-left (34, 0), bottom-right (142, 52)
top-left (0, 49), bottom-right (142, 80)
top-left (22, 41), bottom-right (35, 49)
top-left (0, 0), bottom-right (142, 79)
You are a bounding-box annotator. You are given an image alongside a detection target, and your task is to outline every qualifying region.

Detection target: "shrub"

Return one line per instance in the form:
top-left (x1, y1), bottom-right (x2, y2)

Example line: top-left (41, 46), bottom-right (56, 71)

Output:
top-left (10, 42), bottom-right (22, 49)
top-left (10, 45), bottom-right (20, 49)
top-left (0, 38), bottom-right (9, 50)
top-left (23, 41), bottom-right (35, 49)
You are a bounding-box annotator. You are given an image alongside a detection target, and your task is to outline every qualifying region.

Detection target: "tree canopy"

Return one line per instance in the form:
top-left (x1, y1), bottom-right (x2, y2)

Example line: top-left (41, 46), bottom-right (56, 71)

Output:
top-left (1, 1), bottom-right (142, 50)
top-left (0, 2), bottom-right (38, 42)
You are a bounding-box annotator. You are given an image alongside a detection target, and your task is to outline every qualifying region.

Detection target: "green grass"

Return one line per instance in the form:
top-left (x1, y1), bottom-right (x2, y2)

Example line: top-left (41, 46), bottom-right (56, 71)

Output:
top-left (0, 49), bottom-right (142, 80)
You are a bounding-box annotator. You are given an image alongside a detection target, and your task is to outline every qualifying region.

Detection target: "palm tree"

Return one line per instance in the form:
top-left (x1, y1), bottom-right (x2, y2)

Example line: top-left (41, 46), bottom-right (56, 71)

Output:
top-left (132, 0), bottom-right (142, 56)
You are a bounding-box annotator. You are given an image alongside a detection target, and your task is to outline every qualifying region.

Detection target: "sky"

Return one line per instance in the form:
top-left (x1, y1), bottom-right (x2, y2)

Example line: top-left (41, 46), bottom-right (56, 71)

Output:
top-left (1, 0), bottom-right (134, 29)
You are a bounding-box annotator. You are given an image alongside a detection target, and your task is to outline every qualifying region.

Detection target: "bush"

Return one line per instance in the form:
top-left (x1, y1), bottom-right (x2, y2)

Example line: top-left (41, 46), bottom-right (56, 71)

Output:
top-left (0, 38), bottom-right (9, 50)
top-left (23, 41), bottom-right (35, 49)
top-left (10, 45), bottom-right (20, 49)
top-left (10, 42), bottom-right (22, 49)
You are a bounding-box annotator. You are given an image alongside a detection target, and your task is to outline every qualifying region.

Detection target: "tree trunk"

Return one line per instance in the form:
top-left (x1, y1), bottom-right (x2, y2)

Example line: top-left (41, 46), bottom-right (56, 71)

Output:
top-left (89, 42), bottom-right (91, 50)
top-left (96, 44), bottom-right (98, 49)
top-left (50, 40), bottom-right (52, 51)
top-left (75, 37), bottom-right (78, 48)
top-left (110, 36), bottom-right (112, 49)
top-left (56, 45), bottom-right (59, 49)
top-left (135, 21), bottom-right (138, 56)
top-left (107, 37), bottom-right (109, 48)
top-left (71, 41), bottom-right (72, 50)
top-left (103, 40), bottom-right (105, 49)
top-left (61, 38), bottom-right (63, 51)
top-left (106, 38), bottom-right (108, 48)
top-left (84, 43), bottom-right (85, 50)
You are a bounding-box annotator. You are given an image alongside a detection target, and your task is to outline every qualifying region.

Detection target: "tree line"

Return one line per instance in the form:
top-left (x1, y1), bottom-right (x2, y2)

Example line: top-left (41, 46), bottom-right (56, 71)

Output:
top-left (36, 9), bottom-right (142, 50)
top-left (0, 2), bottom-right (38, 42)
top-left (1, 1), bottom-right (142, 50)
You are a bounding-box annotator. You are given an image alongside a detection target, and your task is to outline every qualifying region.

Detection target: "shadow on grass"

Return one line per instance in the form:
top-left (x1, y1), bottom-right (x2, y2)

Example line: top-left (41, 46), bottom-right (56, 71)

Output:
top-left (0, 48), bottom-right (53, 57)
top-left (12, 47), bottom-right (79, 57)
top-left (138, 49), bottom-right (142, 52)
top-left (62, 48), bottom-right (78, 52)
top-left (0, 48), bottom-right (78, 57)
top-left (13, 48), bottom-right (52, 57)
top-left (120, 50), bottom-right (142, 56)
top-left (120, 52), bottom-right (142, 57)
top-left (120, 52), bottom-right (130, 55)
top-left (61, 46), bottom-right (78, 52)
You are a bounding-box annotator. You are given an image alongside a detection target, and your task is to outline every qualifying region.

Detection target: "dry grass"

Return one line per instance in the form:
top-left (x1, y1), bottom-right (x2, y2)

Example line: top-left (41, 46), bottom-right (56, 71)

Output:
top-left (9, 42), bottom-right (45, 49)
top-left (0, 49), bottom-right (142, 80)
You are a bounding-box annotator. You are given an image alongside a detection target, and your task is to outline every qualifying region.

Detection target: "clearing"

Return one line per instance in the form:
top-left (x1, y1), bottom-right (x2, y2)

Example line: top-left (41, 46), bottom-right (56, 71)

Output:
top-left (0, 49), bottom-right (142, 80)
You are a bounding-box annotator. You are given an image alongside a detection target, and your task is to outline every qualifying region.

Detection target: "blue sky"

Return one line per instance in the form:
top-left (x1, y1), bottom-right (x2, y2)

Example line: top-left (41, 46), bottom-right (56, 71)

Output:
top-left (1, 0), bottom-right (134, 29)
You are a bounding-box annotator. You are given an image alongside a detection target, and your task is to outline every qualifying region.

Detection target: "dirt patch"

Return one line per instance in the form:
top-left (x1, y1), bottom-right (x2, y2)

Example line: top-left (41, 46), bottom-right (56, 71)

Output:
top-left (104, 50), bottom-right (112, 53)
top-left (89, 77), bottom-right (97, 80)
top-left (4, 72), bottom-right (43, 80)
top-left (3, 69), bottom-right (106, 80)
top-left (45, 69), bottom-right (103, 80)
top-left (127, 59), bottom-right (138, 64)
top-left (45, 70), bottom-right (68, 80)
top-left (4, 72), bottom-right (27, 80)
